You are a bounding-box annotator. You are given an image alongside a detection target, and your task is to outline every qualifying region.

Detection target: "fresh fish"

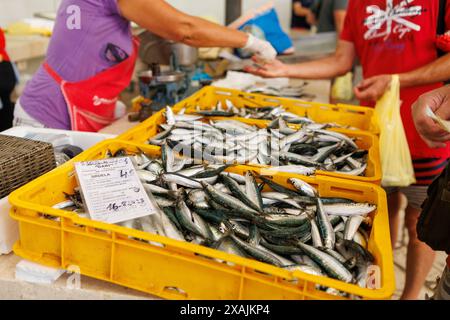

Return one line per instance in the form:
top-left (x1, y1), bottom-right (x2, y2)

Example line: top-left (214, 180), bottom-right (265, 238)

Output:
top-left (310, 219), bottom-right (324, 248)
top-left (323, 203), bottom-right (376, 216)
top-left (162, 173), bottom-right (203, 189)
top-left (222, 173), bottom-right (261, 212)
top-left (296, 242), bottom-right (354, 283)
top-left (284, 265), bottom-right (325, 277)
top-left (137, 170), bottom-right (158, 183)
top-left (202, 181), bottom-right (261, 218)
top-left (344, 215), bottom-right (365, 241)
top-left (245, 172), bottom-right (264, 211)
top-left (288, 178), bottom-right (318, 197)
top-left (315, 198), bottom-right (335, 249)
top-left (175, 199), bottom-right (212, 239)
top-left (227, 232), bottom-right (284, 267)
top-left (53, 200), bottom-right (75, 210)
top-left (165, 106), bottom-right (175, 125)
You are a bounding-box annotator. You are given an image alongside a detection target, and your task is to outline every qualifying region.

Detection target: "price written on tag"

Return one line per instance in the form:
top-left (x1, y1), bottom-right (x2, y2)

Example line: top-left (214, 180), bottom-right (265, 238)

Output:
top-left (74, 157), bottom-right (156, 224)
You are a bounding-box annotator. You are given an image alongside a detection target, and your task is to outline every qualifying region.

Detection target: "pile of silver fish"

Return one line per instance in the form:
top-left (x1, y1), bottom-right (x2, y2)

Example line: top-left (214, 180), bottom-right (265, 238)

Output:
top-left (246, 85), bottom-right (316, 101)
top-left (190, 100), bottom-right (356, 130)
top-left (146, 107), bottom-right (368, 177)
top-left (56, 148), bottom-right (377, 294)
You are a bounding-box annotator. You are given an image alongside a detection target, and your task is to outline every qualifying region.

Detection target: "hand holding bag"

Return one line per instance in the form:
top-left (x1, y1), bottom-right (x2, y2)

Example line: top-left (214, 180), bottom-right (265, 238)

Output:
top-left (374, 75), bottom-right (416, 187)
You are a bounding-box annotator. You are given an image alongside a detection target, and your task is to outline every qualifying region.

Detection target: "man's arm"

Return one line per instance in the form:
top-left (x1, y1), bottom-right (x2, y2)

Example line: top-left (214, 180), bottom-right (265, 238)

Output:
top-left (334, 10), bottom-right (347, 35)
top-left (118, 0), bottom-right (277, 61)
top-left (334, 0), bottom-right (349, 35)
top-left (400, 53), bottom-right (450, 88)
top-left (245, 40), bottom-right (355, 79)
top-left (355, 53), bottom-right (450, 101)
top-left (118, 0), bottom-right (247, 48)
top-left (293, 2), bottom-right (311, 17)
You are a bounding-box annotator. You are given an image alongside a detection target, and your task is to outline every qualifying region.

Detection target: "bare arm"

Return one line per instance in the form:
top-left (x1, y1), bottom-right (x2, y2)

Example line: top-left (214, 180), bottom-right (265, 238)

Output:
top-left (334, 10), bottom-right (347, 35)
top-left (246, 40), bottom-right (355, 79)
top-left (287, 40), bottom-right (355, 78)
top-left (400, 53), bottom-right (450, 88)
top-left (118, 0), bottom-right (248, 48)
top-left (293, 2), bottom-right (311, 17)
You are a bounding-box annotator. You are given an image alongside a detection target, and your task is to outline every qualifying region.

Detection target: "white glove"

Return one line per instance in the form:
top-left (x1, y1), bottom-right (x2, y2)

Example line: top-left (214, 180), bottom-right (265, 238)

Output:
top-left (242, 34), bottom-right (277, 62)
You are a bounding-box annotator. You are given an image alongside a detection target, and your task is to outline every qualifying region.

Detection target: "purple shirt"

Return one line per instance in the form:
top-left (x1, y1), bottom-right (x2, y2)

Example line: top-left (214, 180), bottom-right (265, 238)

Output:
top-left (21, 0), bottom-right (132, 129)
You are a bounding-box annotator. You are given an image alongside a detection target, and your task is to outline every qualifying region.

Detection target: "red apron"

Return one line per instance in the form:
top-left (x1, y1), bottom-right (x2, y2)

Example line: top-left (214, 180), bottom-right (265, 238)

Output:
top-left (43, 37), bottom-right (139, 132)
top-left (0, 28), bottom-right (10, 62)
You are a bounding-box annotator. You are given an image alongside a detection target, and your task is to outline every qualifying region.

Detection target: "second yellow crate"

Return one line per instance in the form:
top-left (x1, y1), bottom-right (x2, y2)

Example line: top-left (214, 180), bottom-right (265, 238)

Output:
top-left (118, 109), bottom-right (382, 185)
top-left (170, 86), bottom-right (379, 134)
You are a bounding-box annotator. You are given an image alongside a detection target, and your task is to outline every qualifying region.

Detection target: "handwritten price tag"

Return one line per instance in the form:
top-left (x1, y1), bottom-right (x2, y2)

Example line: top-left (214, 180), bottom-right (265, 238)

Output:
top-left (74, 157), bottom-right (156, 224)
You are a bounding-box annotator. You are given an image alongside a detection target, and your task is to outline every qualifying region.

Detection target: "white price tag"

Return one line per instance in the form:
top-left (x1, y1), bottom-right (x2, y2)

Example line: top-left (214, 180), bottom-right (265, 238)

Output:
top-left (74, 157), bottom-right (156, 224)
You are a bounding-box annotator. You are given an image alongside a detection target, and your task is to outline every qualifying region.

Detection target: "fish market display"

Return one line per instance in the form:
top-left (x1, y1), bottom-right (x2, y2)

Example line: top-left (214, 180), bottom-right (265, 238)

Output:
top-left (146, 106), bottom-right (368, 177)
top-left (56, 148), bottom-right (377, 294)
top-left (190, 100), bottom-right (357, 130)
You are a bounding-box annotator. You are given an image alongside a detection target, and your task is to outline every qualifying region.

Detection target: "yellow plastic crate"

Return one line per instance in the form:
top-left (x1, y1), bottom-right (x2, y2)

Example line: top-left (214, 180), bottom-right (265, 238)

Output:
top-left (168, 86), bottom-right (379, 134)
top-left (117, 110), bottom-right (382, 185)
top-left (9, 140), bottom-right (394, 300)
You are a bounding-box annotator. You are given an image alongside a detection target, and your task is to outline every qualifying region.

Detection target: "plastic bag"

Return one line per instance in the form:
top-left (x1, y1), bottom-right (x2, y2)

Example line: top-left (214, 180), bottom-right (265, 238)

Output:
top-left (229, 2), bottom-right (294, 58)
top-left (331, 72), bottom-right (354, 101)
top-left (374, 75), bottom-right (416, 187)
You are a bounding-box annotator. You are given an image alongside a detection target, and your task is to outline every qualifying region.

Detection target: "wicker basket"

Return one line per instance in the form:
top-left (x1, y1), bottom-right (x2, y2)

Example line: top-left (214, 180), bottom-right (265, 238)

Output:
top-left (0, 134), bottom-right (56, 199)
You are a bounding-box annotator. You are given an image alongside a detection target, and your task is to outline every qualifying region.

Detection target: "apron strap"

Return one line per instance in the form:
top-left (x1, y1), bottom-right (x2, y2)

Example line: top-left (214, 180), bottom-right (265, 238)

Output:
top-left (43, 62), bottom-right (63, 84)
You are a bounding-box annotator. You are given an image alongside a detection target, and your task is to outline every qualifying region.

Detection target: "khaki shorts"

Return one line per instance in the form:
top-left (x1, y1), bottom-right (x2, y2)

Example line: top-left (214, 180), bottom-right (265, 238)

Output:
top-left (385, 185), bottom-right (429, 210)
top-left (432, 267), bottom-right (450, 300)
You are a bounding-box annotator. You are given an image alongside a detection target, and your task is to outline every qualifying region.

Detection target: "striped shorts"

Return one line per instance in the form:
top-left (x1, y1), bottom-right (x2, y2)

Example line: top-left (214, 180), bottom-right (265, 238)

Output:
top-left (385, 158), bottom-right (449, 210)
top-left (385, 185), bottom-right (428, 210)
top-left (413, 158), bottom-right (449, 186)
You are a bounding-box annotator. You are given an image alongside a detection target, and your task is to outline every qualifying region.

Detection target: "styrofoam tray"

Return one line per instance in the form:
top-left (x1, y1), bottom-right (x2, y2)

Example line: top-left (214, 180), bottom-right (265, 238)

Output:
top-left (0, 197), bottom-right (17, 255)
top-left (0, 127), bottom-right (116, 255)
top-left (1, 126), bottom-right (116, 150)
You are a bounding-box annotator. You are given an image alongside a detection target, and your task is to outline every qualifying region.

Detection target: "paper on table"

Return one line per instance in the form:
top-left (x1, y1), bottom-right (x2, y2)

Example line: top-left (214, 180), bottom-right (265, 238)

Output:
top-left (426, 106), bottom-right (450, 133)
top-left (75, 157), bottom-right (156, 224)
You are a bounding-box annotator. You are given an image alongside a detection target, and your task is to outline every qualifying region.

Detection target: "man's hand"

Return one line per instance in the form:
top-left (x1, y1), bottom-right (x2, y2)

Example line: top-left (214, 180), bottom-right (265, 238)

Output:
top-left (412, 86), bottom-right (450, 148)
top-left (354, 75), bottom-right (392, 101)
top-left (306, 11), bottom-right (316, 26)
top-left (244, 57), bottom-right (291, 78)
top-left (242, 34), bottom-right (277, 63)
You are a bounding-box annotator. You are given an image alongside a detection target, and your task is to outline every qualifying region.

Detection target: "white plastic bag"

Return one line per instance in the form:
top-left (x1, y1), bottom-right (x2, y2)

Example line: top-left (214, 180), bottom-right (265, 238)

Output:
top-left (331, 72), bottom-right (354, 101)
top-left (374, 75), bottom-right (416, 187)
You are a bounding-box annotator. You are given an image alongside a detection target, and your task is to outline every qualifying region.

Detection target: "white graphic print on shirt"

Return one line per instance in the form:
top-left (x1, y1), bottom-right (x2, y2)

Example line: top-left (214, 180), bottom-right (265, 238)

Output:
top-left (364, 0), bottom-right (423, 40)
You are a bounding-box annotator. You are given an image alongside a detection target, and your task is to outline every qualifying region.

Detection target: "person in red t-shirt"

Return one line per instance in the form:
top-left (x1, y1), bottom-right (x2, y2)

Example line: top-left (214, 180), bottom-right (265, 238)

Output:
top-left (412, 85), bottom-right (450, 300)
top-left (0, 27), bottom-right (16, 131)
top-left (246, 0), bottom-right (450, 300)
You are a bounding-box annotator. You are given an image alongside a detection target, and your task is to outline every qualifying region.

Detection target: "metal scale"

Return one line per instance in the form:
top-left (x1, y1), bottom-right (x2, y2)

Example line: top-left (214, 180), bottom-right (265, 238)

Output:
top-left (133, 32), bottom-right (199, 121)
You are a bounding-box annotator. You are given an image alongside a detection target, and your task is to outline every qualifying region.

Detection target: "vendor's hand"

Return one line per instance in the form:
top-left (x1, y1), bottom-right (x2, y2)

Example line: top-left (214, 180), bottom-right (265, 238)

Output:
top-left (412, 86), bottom-right (450, 148)
top-left (244, 57), bottom-right (290, 78)
top-left (354, 75), bottom-right (392, 102)
top-left (306, 11), bottom-right (316, 26)
top-left (242, 34), bottom-right (277, 63)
